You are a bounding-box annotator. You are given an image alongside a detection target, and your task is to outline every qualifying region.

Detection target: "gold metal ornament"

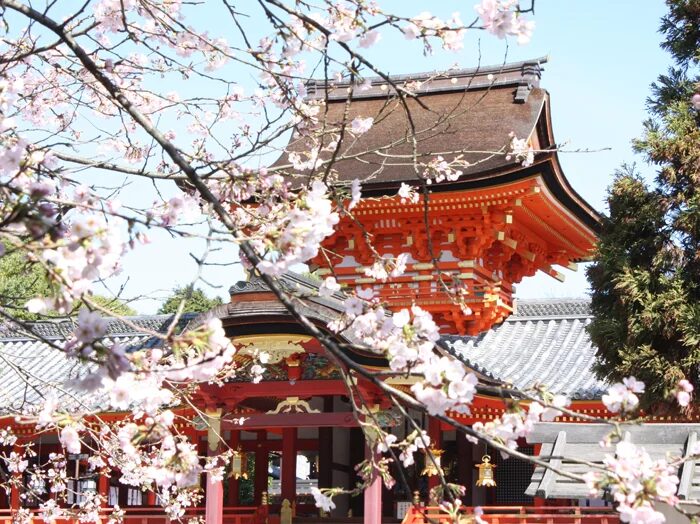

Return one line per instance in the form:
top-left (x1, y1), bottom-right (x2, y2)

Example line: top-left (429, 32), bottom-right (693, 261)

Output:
top-left (421, 447), bottom-right (444, 477)
top-left (475, 454), bottom-right (497, 487)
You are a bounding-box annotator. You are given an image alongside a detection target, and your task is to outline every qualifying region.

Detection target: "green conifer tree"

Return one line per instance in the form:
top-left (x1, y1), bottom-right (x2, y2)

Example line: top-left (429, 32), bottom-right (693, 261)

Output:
top-left (158, 284), bottom-right (224, 314)
top-left (587, 0), bottom-right (700, 406)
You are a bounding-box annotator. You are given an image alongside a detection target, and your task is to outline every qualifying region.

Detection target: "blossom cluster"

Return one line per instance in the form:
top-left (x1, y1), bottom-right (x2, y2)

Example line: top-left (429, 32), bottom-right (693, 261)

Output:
top-left (330, 289), bottom-right (481, 417)
top-left (506, 133), bottom-right (535, 167)
top-left (475, 0), bottom-right (535, 45)
top-left (602, 377), bottom-right (645, 415)
top-left (674, 379), bottom-right (693, 407)
top-left (584, 440), bottom-right (679, 524)
top-left (401, 11), bottom-right (467, 52)
top-left (422, 155), bottom-right (466, 184)
top-left (470, 395), bottom-right (569, 456)
top-left (252, 180), bottom-right (340, 277)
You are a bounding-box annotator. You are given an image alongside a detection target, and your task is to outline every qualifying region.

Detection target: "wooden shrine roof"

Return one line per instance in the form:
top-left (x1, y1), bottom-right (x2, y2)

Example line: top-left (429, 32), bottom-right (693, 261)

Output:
top-left (271, 56), bottom-right (601, 231)
top-left (274, 58), bottom-right (545, 185)
top-left (526, 423), bottom-right (700, 500)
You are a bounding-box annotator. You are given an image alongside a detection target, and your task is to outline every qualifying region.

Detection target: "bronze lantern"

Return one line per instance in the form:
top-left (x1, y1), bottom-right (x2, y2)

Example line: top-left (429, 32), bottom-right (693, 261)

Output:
top-left (230, 449), bottom-right (248, 480)
top-left (421, 447), bottom-right (444, 477)
top-left (475, 454), bottom-right (497, 487)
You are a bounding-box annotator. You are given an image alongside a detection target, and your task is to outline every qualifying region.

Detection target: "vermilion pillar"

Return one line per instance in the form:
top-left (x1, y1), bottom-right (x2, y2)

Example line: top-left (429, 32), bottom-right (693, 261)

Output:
top-left (254, 431), bottom-right (268, 506)
top-left (427, 418), bottom-right (442, 493)
top-left (10, 444), bottom-right (21, 510)
top-left (205, 410), bottom-right (224, 524)
top-left (98, 472), bottom-right (109, 507)
top-left (281, 428), bottom-right (297, 503)
top-left (228, 430), bottom-right (240, 506)
top-left (318, 398), bottom-right (334, 492)
top-left (364, 446), bottom-right (382, 524)
top-left (9, 482), bottom-right (19, 510)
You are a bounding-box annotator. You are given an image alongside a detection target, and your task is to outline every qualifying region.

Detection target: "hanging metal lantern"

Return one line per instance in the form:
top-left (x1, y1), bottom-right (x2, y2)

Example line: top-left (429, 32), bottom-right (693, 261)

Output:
top-left (230, 449), bottom-right (248, 480)
top-left (421, 447), bottom-right (444, 477)
top-left (475, 455), bottom-right (497, 487)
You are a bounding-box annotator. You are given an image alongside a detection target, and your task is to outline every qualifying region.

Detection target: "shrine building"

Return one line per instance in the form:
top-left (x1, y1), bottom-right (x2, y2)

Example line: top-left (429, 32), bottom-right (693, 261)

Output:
top-left (2, 58), bottom-right (698, 524)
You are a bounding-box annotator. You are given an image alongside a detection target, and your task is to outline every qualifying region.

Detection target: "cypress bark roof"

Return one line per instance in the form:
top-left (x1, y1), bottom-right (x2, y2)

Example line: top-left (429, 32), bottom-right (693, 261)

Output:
top-left (274, 58), bottom-right (548, 188)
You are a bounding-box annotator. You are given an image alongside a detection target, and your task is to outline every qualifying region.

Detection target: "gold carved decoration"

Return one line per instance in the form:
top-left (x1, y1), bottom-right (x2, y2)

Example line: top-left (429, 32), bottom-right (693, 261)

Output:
top-left (234, 334), bottom-right (311, 364)
top-left (266, 396), bottom-right (320, 414)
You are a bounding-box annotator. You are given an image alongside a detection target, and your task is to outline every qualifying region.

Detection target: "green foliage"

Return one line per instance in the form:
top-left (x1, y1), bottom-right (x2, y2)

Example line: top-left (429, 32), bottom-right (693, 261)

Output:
top-left (83, 295), bottom-right (138, 317)
top-left (0, 243), bottom-right (137, 320)
top-left (587, 0), bottom-right (700, 407)
top-left (158, 284), bottom-right (223, 315)
top-left (0, 244), bottom-right (53, 320)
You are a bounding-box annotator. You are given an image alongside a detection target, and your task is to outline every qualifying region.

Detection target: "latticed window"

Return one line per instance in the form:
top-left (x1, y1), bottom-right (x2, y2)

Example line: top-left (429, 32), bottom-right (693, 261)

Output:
top-left (126, 487), bottom-right (143, 506)
top-left (491, 445), bottom-right (534, 505)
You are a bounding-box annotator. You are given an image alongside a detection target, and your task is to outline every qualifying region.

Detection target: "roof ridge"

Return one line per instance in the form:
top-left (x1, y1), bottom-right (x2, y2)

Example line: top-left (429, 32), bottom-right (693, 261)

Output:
top-left (514, 297), bottom-right (590, 302)
top-left (307, 56), bottom-right (548, 102)
top-left (511, 297), bottom-right (591, 320)
top-left (0, 312), bottom-right (198, 340)
top-left (308, 56), bottom-right (548, 89)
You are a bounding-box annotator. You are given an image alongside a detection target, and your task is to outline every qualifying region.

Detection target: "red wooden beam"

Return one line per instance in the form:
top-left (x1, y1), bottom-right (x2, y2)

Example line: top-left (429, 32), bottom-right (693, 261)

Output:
top-left (202, 379), bottom-right (351, 402)
top-left (240, 438), bottom-right (318, 452)
top-left (223, 411), bottom-right (359, 429)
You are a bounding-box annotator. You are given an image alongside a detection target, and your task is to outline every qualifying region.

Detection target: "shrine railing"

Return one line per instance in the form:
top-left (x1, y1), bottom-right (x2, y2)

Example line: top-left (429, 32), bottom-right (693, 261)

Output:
top-left (402, 505), bottom-right (620, 524)
top-left (0, 505), bottom-right (264, 524)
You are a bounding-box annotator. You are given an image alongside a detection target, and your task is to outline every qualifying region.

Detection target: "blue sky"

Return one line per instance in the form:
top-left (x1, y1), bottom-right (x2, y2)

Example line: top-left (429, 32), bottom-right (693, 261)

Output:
top-left (110, 0), bottom-right (672, 311)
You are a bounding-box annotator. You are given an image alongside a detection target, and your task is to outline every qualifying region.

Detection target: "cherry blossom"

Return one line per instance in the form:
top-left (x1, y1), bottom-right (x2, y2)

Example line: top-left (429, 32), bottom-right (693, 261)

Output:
top-left (319, 276), bottom-right (342, 297)
top-left (59, 425), bottom-right (82, 454)
top-left (474, 0), bottom-right (535, 45)
top-left (674, 379), bottom-right (694, 407)
top-left (311, 487), bottom-right (336, 512)
top-left (423, 155), bottom-right (466, 183)
top-left (398, 183), bottom-right (420, 204)
top-left (348, 178), bottom-right (362, 210)
top-left (256, 180), bottom-right (339, 277)
top-left (364, 253), bottom-right (409, 280)
top-left (350, 117), bottom-right (375, 135)
top-left (602, 378), bottom-right (644, 414)
top-left (5, 451), bottom-right (28, 473)
top-left (691, 93), bottom-right (700, 110)
top-left (506, 133), bottom-right (535, 167)
top-left (585, 439), bottom-right (679, 524)
top-left (0, 1), bottom-right (672, 522)
top-left (359, 30), bottom-right (382, 48)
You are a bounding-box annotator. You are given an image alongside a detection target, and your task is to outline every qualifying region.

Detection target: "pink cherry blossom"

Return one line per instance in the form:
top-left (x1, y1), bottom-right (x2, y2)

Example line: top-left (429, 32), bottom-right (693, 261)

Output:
top-left (691, 93), bottom-right (700, 110)
top-left (350, 117), bottom-right (374, 135)
top-left (359, 30), bottom-right (382, 48)
top-left (319, 276), bottom-right (342, 297)
top-left (674, 379), bottom-right (694, 407)
top-left (349, 178), bottom-right (362, 210)
top-left (60, 425), bottom-right (82, 454)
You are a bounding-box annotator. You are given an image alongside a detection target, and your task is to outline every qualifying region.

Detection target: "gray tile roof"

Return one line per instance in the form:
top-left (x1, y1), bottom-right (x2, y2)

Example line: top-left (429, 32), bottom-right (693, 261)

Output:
top-left (0, 314), bottom-right (195, 414)
top-left (443, 298), bottom-right (607, 399)
top-left (0, 315), bottom-right (193, 340)
top-left (0, 294), bottom-right (606, 417)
